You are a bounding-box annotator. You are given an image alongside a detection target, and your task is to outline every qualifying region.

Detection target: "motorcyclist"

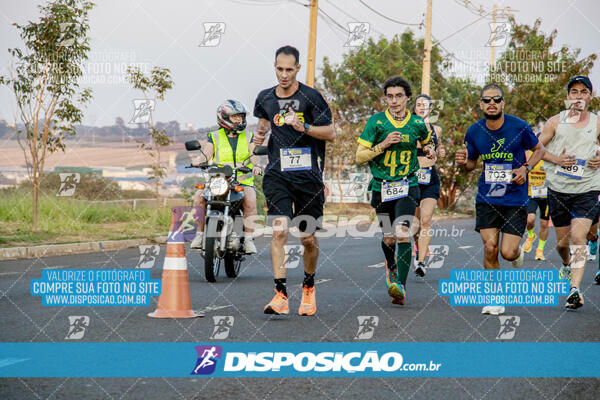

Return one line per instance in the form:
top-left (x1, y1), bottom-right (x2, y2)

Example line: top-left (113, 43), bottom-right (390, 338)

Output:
top-left (190, 100), bottom-right (262, 254)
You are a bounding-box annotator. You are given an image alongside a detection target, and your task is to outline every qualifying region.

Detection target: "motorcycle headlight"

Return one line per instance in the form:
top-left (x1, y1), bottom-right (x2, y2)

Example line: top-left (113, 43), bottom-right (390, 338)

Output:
top-left (208, 177), bottom-right (228, 196)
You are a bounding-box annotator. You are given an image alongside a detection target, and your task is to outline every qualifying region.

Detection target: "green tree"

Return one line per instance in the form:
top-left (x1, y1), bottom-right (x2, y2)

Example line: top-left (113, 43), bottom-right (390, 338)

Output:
top-left (0, 0), bottom-right (94, 231)
top-left (319, 32), bottom-right (480, 209)
top-left (492, 17), bottom-right (599, 124)
top-left (126, 66), bottom-right (174, 207)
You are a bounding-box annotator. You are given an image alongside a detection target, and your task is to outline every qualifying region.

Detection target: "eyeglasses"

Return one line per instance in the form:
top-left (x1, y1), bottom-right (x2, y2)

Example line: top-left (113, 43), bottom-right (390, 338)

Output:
top-left (481, 96), bottom-right (503, 104)
top-left (385, 93), bottom-right (406, 101)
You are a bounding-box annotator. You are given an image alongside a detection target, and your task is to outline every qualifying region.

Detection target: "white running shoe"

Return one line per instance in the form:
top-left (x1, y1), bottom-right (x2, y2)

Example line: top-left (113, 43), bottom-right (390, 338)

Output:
top-left (511, 246), bottom-right (524, 268)
top-left (243, 238), bottom-right (257, 254)
top-left (190, 232), bottom-right (204, 249)
top-left (481, 305), bottom-right (505, 315)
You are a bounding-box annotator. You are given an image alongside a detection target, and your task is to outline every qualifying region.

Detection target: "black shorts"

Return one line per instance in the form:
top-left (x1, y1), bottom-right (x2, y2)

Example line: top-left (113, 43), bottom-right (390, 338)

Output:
top-left (475, 202), bottom-right (527, 236)
top-left (527, 197), bottom-right (550, 221)
top-left (262, 173), bottom-right (324, 233)
top-left (547, 189), bottom-right (600, 228)
top-left (418, 167), bottom-right (441, 201)
top-left (370, 185), bottom-right (420, 236)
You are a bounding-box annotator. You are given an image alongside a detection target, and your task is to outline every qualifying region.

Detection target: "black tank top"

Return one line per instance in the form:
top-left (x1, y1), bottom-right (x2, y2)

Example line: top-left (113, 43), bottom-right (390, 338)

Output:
top-left (417, 123), bottom-right (438, 157)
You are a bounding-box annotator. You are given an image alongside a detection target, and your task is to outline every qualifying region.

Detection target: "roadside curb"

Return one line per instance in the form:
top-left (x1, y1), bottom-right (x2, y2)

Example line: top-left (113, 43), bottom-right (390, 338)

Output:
top-left (0, 216), bottom-right (469, 261)
top-left (0, 221), bottom-right (376, 261)
top-left (0, 236), bottom-right (167, 261)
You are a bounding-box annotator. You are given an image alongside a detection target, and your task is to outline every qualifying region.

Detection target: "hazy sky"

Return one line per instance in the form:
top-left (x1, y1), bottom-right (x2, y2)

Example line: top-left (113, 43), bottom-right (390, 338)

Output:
top-left (0, 0), bottom-right (598, 128)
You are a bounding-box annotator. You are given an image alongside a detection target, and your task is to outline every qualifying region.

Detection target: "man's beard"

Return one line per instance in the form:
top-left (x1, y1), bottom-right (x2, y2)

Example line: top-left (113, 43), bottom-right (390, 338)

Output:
top-left (484, 111), bottom-right (502, 120)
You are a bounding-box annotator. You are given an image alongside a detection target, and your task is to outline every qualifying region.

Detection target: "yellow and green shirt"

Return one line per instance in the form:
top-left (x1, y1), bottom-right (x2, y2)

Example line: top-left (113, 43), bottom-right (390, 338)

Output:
top-left (358, 110), bottom-right (431, 191)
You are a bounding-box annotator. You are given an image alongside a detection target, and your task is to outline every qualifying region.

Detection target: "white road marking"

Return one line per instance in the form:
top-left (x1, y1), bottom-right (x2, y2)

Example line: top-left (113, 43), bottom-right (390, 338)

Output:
top-left (194, 305), bottom-right (232, 314)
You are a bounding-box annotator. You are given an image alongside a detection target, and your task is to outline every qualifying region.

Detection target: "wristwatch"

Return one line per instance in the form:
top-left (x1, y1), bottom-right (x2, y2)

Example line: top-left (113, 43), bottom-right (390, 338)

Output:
top-left (523, 163), bottom-right (532, 173)
top-left (303, 122), bottom-right (311, 133)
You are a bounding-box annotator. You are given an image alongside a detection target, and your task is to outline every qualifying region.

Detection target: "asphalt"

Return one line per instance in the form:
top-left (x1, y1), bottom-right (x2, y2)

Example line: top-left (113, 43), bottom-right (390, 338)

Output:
top-left (1, 218), bottom-right (600, 399)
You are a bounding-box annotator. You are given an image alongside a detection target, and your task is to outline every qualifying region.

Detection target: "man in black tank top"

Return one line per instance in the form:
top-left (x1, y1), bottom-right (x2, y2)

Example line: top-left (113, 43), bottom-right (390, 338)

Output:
top-left (539, 75), bottom-right (600, 310)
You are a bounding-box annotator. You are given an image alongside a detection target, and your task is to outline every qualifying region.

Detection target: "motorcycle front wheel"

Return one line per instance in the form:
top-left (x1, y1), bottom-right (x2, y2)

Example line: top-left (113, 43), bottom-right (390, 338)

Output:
top-left (224, 253), bottom-right (241, 278)
top-left (203, 235), bottom-right (220, 282)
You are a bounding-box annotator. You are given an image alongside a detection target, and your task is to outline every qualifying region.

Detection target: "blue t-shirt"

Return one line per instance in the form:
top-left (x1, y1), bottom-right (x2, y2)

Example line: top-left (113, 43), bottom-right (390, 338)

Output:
top-left (465, 114), bottom-right (539, 206)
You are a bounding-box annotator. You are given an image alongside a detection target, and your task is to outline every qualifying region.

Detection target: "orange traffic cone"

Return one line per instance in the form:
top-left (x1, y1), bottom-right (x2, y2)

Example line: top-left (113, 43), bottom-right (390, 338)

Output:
top-left (149, 207), bottom-right (200, 318)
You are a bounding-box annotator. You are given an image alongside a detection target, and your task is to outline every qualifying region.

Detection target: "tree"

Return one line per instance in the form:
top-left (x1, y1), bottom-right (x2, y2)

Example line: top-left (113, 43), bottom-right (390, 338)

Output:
top-left (319, 32), bottom-right (480, 209)
top-left (492, 17), bottom-right (599, 125)
top-left (126, 66), bottom-right (174, 206)
top-left (0, 0), bottom-right (94, 231)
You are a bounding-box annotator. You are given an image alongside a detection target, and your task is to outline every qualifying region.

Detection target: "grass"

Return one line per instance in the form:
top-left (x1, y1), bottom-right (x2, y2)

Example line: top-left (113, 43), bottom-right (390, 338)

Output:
top-left (0, 189), bottom-right (172, 247)
top-left (0, 190), bottom-right (470, 248)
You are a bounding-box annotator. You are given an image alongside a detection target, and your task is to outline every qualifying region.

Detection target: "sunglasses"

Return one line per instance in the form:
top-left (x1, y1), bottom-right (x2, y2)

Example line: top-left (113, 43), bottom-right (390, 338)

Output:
top-left (481, 96), bottom-right (504, 104)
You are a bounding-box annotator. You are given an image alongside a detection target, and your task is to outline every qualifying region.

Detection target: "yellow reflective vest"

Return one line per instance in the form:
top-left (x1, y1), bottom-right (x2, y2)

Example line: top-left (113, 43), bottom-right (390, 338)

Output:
top-left (208, 128), bottom-right (254, 186)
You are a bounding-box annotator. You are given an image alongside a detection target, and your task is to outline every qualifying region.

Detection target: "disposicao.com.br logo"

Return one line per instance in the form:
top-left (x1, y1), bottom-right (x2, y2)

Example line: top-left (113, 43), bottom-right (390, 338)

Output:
top-left (195, 349), bottom-right (441, 375)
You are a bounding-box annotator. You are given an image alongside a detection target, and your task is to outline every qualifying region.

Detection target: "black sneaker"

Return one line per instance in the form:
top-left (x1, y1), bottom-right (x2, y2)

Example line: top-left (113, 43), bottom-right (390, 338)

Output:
top-left (415, 262), bottom-right (426, 277)
top-left (565, 287), bottom-right (584, 310)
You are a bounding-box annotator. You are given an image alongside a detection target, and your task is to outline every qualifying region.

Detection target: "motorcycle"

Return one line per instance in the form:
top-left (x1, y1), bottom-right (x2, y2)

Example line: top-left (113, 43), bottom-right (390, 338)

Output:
top-left (184, 140), bottom-right (267, 282)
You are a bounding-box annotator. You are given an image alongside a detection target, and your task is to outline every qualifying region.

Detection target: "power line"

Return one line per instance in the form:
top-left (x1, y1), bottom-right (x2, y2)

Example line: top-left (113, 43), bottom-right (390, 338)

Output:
top-left (431, 14), bottom-right (487, 46)
top-left (322, 1), bottom-right (446, 68)
top-left (318, 11), bottom-right (350, 41)
top-left (453, 0), bottom-right (493, 17)
top-left (318, 7), bottom-right (348, 32)
top-left (432, 35), bottom-right (481, 69)
top-left (358, 0), bottom-right (424, 27)
top-left (226, 0), bottom-right (483, 74)
top-left (324, 0), bottom-right (386, 37)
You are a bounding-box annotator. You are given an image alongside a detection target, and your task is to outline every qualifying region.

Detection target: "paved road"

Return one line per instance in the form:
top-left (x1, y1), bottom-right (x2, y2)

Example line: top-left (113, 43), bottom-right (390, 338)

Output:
top-left (1, 218), bottom-right (599, 399)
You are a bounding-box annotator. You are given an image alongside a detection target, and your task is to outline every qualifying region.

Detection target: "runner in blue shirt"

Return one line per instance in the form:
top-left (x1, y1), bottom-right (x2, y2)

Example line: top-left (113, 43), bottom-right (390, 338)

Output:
top-left (455, 83), bottom-right (545, 315)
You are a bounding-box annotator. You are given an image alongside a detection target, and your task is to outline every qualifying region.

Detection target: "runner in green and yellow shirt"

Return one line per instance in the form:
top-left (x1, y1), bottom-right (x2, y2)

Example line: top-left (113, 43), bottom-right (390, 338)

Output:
top-left (355, 76), bottom-right (434, 305)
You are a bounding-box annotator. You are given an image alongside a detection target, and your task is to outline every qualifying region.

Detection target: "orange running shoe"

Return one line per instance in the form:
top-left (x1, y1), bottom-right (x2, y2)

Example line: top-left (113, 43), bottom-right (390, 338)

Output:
top-left (298, 285), bottom-right (316, 316)
top-left (264, 289), bottom-right (289, 315)
top-left (535, 248), bottom-right (545, 260)
top-left (524, 233), bottom-right (536, 253)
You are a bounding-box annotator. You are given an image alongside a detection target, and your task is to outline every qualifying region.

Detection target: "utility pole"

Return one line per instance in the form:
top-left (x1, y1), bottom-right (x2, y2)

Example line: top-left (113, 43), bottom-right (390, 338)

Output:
top-left (489, 5), bottom-right (518, 68)
top-left (489, 4), bottom-right (498, 69)
top-left (306, 0), bottom-right (318, 87)
top-left (421, 0), bottom-right (433, 95)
